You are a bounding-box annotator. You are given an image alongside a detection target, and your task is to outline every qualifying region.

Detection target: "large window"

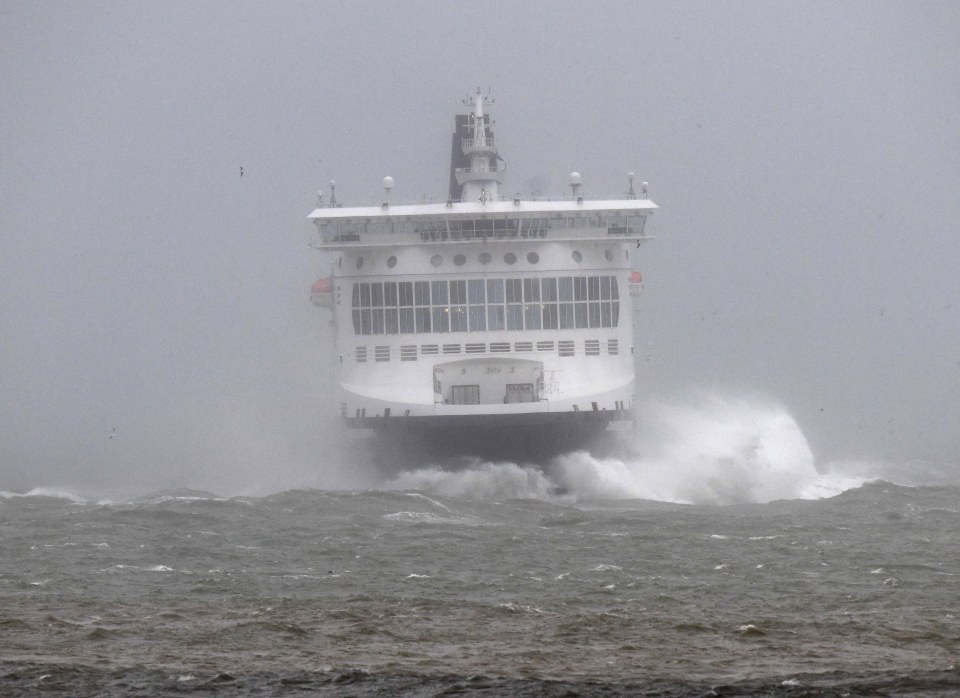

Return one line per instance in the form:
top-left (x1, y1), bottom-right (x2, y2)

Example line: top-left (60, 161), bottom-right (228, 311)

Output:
top-left (351, 276), bottom-right (619, 335)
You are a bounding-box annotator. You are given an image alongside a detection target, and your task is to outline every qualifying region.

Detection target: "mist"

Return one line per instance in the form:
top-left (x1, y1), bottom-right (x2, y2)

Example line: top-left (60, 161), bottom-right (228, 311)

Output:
top-left (2, 2), bottom-right (958, 498)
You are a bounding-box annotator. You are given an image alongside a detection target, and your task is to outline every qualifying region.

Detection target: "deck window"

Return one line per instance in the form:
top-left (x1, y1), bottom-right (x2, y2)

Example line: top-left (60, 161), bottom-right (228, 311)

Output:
top-left (351, 275), bottom-right (619, 335)
top-left (450, 305), bottom-right (468, 332)
top-left (469, 305), bottom-right (486, 331)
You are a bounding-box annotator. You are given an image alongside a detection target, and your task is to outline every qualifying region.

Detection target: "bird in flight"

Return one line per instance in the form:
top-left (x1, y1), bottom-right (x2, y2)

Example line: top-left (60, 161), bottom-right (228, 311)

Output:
top-left (108, 427), bottom-right (117, 440)
top-left (239, 166), bottom-right (244, 177)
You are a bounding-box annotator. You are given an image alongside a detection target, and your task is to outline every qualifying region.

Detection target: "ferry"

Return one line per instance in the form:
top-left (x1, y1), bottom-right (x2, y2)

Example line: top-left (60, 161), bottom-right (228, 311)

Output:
top-left (309, 89), bottom-right (656, 461)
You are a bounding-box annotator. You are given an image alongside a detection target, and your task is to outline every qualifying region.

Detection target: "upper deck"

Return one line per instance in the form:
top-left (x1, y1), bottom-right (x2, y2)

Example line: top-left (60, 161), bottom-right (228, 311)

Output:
top-left (309, 89), bottom-right (657, 250)
top-left (309, 197), bottom-right (657, 249)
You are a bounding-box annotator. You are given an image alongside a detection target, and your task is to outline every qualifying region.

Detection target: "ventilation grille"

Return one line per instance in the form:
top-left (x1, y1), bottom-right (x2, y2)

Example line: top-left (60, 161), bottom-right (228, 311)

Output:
top-left (352, 338), bottom-right (619, 360)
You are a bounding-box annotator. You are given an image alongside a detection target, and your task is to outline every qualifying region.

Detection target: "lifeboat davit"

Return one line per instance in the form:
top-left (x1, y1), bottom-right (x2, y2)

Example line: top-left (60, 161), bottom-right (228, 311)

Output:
top-left (311, 276), bottom-right (333, 308)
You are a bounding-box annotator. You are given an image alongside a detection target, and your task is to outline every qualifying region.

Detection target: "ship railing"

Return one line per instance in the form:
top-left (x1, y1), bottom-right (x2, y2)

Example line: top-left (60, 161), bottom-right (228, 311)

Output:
top-left (418, 228), bottom-right (549, 242)
top-left (316, 194), bottom-right (646, 208)
top-left (316, 215), bottom-right (648, 245)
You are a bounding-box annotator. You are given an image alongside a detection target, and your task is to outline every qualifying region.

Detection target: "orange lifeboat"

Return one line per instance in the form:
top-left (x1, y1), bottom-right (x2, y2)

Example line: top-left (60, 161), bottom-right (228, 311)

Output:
top-left (311, 276), bottom-right (333, 308)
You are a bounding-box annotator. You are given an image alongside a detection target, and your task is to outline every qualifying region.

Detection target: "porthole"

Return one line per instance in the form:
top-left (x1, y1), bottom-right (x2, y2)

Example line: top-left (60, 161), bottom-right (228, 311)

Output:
top-left (479, 252), bottom-right (492, 265)
top-left (387, 255), bottom-right (397, 268)
top-left (431, 254), bottom-right (443, 267)
top-left (356, 256), bottom-right (364, 269)
top-left (504, 252), bottom-right (517, 265)
top-left (604, 249), bottom-right (614, 262)
top-left (572, 250), bottom-right (583, 263)
top-left (527, 251), bottom-right (540, 264)
top-left (454, 253), bottom-right (467, 266)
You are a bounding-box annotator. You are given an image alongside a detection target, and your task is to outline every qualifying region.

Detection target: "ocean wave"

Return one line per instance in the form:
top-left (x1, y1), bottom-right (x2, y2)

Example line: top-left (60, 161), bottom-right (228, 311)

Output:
top-left (370, 395), bottom-right (885, 506)
top-left (382, 511), bottom-right (451, 523)
top-left (0, 487), bottom-right (88, 503)
top-left (386, 460), bottom-right (557, 500)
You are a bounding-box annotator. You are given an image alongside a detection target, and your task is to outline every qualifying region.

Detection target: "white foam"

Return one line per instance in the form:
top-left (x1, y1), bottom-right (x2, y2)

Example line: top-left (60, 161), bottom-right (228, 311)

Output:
top-left (387, 394), bottom-right (876, 505)
top-left (388, 460), bottom-right (557, 500)
top-left (552, 395), bottom-right (874, 504)
top-left (497, 602), bottom-right (550, 614)
top-left (553, 396), bottom-right (827, 504)
top-left (0, 487), bottom-right (87, 503)
top-left (383, 511), bottom-right (450, 523)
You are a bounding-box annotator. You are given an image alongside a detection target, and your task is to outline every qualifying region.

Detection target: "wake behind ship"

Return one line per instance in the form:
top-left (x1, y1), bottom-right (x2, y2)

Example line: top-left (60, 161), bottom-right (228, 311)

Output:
top-left (309, 90), bottom-right (657, 462)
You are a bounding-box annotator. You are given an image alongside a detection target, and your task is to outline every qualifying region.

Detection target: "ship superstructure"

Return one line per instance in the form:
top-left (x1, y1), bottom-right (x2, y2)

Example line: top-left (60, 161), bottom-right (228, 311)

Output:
top-left (309, 90), bottom-right (656, 459)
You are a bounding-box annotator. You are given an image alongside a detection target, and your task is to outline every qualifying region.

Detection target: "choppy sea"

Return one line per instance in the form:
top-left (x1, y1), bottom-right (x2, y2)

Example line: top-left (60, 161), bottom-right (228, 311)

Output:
top-left (3, 400), bottom-right (959, 696)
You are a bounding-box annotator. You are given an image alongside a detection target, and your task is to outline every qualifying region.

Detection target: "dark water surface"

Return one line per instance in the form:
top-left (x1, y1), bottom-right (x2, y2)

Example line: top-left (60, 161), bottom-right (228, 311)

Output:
top-left (2, 482), bottom-right (959, 695)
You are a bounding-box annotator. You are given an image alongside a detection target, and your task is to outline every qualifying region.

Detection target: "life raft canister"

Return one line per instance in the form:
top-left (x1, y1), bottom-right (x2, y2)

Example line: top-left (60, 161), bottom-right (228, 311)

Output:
top-left (310, 276), bottom-right (333, 307)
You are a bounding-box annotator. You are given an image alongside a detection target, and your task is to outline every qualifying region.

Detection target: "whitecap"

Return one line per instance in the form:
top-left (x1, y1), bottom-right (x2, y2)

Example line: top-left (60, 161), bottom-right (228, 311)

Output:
top-left (383, 511), bottom-right (448, 523)
top-left (402, 492), bottom-right (455, 512)
top-left (387, 460), bottom-right (557, 500)
top-left (0, 488), bottom-right (87, 503)
top-left (497, 602), bottom-right (548, 614)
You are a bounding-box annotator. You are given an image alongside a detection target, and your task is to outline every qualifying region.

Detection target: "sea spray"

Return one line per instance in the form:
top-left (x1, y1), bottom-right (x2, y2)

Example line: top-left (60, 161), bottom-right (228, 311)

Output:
top-left (389, 459), bottom-right (556, 500)
top-left (387, 395), bottom-right (871, 504)
top-left (554, 396), bottom-right (824, 504)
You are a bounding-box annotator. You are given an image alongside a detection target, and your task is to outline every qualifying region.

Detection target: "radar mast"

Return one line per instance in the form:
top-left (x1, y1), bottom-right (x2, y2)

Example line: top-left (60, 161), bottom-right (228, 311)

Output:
top-left (455, 88), bottom-right (505, 202)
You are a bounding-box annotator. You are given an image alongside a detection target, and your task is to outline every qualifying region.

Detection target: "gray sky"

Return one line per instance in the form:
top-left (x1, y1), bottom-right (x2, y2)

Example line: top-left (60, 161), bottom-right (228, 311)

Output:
top-left (2, 1), bottom-right (958, 495)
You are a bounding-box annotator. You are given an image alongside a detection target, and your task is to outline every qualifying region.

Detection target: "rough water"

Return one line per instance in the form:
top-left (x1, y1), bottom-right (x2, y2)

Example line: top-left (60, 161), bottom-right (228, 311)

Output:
top-left (3, 400), bottom-right (959, 696)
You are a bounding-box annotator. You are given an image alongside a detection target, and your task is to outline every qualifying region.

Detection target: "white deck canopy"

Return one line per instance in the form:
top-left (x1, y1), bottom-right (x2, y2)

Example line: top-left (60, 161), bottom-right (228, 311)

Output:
top-left (309, 197), bottom-right (656, 222)
top-left (310, 198), bottom-right (657, 248)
